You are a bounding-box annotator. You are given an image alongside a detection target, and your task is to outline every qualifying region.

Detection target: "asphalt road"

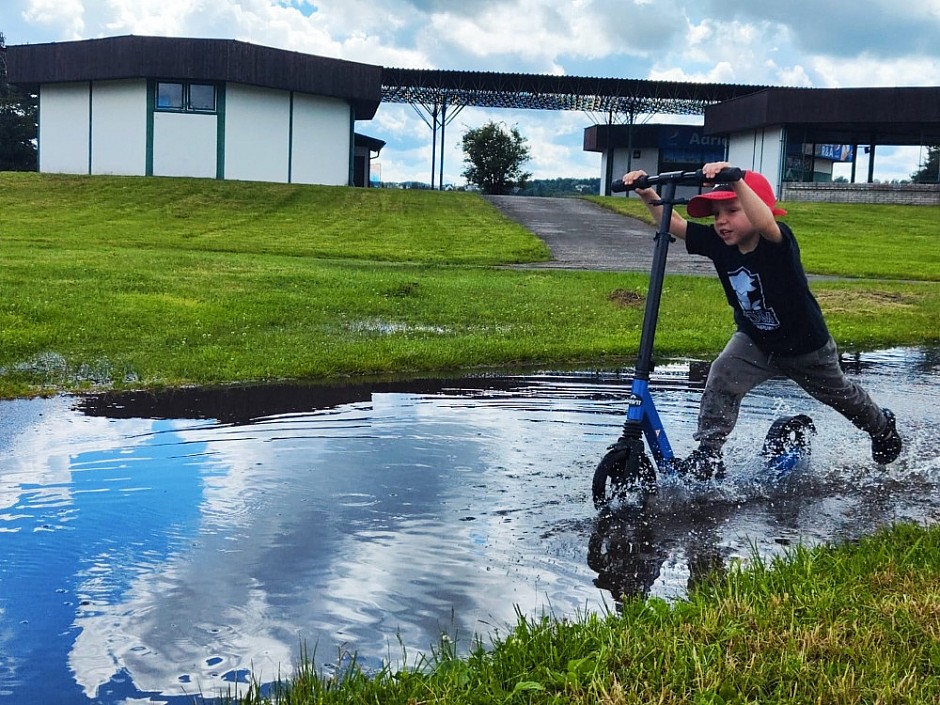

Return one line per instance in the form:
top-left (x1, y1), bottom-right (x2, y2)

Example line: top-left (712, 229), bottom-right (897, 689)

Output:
top-left (486, 195), bottom-right (714, 275)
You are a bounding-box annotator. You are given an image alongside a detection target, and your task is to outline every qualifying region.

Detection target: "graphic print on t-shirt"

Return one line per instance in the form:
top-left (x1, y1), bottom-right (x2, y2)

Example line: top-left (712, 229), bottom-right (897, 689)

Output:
top-left (728, 267), bottom-right (780, 331)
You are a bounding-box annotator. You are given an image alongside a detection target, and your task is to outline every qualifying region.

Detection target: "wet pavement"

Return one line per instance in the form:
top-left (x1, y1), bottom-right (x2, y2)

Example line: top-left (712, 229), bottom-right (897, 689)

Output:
top-left (1, 347), bottom-right (938, 703)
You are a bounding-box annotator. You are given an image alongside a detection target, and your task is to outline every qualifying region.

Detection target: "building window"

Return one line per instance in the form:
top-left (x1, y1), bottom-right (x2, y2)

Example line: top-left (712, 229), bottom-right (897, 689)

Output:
top-left (155, 81), bottom-right (217, 113)
top-left (189, 84), bottom-right (216, 111)
top-left (156, 82), bottom-right (184, 110)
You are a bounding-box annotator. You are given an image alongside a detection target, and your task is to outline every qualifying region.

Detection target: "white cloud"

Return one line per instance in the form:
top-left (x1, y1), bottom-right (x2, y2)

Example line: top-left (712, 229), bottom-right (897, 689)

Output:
top-left (650, 18), bottom-right (812, 87)
top-left (693, 0), bottom-right (940, 62)
top-left (774, 63), bottom-right (813, 88)
top-left (20, 0), bottom-right (86, 38)
top-left (810, 54), bottom-right (940, 89)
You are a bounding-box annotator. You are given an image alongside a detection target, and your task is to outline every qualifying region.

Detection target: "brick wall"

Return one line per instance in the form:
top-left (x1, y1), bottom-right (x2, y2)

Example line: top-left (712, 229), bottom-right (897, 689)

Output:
top-left (782, 182), bottom-right (940, 205)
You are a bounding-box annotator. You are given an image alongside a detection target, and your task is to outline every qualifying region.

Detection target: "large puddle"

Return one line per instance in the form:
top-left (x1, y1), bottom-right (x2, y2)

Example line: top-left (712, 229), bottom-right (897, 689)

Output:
top-left (2, 347), bottom-right (939, 703)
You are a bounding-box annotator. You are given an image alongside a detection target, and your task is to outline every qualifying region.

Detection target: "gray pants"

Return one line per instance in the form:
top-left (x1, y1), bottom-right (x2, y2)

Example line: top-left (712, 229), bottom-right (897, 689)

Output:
top-left (695, 332), bottom-right (887, 450)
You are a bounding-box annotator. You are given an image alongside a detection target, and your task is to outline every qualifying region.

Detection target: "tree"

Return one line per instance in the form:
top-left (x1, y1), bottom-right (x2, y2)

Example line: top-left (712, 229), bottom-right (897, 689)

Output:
top-left (0, 32), bottom-right (38, 172)
top-left (461, 121), bottom-right (531, 195)
top-left (910, 146), bottom-right (940, 184)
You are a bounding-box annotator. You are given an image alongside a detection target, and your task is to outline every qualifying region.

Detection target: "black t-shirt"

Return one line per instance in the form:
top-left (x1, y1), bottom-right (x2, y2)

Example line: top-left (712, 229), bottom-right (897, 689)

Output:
top-left (685, 220), bottom-right (829, 356)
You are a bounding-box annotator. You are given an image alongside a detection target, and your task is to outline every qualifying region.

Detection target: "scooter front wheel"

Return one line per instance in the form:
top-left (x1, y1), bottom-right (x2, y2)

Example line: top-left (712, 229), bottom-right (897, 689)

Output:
top-left (592, 438), bottom-right (657, 508)
top-left (762, 414), bottom-right (815, 478)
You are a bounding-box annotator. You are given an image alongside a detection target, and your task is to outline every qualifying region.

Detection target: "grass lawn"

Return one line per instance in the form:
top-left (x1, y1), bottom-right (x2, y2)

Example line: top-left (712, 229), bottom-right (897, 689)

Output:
top-left (2, 173), bottom-right (939, 399)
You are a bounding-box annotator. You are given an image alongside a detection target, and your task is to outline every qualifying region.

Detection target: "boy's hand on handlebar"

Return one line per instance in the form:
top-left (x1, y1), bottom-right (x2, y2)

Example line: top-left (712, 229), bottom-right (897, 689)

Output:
top-left (615, 165), bottom-right (742, 193)
top-left (622, 170), bottom-right (654, 194)
top-left (702, 161), bottom-right (733, 184)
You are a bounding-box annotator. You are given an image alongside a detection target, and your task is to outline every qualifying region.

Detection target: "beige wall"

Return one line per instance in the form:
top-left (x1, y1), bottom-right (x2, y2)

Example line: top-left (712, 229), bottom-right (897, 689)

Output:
top-left (783, 182), bottom-right (940, 205)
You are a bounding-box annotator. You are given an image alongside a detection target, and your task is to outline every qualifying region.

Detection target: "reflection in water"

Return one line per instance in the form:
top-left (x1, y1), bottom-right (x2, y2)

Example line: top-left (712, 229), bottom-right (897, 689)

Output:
top-left (0, 348), bottom-right (938, 704)
top-left (588, 498), bottom-right (728, 604)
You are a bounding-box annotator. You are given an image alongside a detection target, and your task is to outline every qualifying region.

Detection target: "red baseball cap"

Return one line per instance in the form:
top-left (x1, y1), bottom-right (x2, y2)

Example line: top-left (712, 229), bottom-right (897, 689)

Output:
top-left (687, 170), bottom-right (787, 218)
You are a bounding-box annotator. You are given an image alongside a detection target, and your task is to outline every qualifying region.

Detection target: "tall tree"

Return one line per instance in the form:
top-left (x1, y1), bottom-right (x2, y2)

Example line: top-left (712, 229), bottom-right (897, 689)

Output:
top-left (461, 121), bottom-right (531, 195)
top-left (0, 32), bottom-right (38, 172)
top-left (910, 146), bottom-right (940, 183)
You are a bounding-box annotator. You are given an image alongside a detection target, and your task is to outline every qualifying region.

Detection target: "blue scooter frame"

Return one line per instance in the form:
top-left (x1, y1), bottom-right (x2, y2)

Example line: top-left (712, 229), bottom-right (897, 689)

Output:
top-left (592, 168), bottom-right (814, 508)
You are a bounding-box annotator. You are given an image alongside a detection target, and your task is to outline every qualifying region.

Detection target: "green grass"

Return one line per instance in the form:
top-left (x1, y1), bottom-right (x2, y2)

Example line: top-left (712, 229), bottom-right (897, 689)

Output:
top-left (2, 173), bottom-right (939, 398)
top-left (224, 522), bottom-right (940, 704)
top-left (3, 172), bottom-right (549, 264)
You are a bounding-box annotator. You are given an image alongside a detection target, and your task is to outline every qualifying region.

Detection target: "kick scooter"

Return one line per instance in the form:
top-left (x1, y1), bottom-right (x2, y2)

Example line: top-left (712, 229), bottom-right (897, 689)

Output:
top-left (592, 168), bottom-right (814, 508)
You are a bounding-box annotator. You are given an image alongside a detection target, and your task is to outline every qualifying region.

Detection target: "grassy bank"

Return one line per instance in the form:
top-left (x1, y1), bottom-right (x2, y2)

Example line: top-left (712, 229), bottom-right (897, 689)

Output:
top-left (2, 173), bottom-right (938, 399)
top-left (230, 522), bottom-right (940, 704)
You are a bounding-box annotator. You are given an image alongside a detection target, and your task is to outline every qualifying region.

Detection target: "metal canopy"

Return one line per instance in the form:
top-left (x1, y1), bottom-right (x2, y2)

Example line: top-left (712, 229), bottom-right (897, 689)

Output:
top-left (382, 68), bottom-right (766, 114)
top-left (381, 67), bottom-right (769, 188)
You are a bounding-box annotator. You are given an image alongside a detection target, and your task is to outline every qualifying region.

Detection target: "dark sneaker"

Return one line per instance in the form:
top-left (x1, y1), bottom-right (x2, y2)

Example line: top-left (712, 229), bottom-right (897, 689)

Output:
top-left (871, 408), bottom-right (902, 465)
top-left (676, 445), bottom-right (726, 481)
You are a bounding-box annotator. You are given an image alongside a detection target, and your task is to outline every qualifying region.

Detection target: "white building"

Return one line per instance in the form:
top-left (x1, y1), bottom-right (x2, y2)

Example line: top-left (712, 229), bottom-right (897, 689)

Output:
top-left (7, 35), bottom-right (384, 186)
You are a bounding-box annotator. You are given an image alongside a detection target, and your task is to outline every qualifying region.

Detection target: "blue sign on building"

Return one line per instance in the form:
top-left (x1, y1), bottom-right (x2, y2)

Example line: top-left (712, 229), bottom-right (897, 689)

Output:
top-left (816, 144), bottom-right (854, 162)
top-left (659, 126), bottom-right (727, 163)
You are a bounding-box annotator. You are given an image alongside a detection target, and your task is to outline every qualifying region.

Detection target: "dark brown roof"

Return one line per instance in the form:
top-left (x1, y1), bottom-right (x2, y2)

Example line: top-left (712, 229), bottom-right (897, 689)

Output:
top-left (6, 35), bottom-right (383, 119)
top-left (704, 86), bottom-right (940, 145)
top-left (354, 133), bottom-right (386, 152)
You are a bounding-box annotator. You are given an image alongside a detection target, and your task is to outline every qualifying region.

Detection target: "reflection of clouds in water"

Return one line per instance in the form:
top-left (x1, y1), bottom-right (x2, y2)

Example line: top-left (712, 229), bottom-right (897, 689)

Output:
top-left (70, 574), bottom-right (294, 698)
top-left (397, 387), bottom-right (621, 627)
top-left (64, 427), bottom-right (329, 697)
top-left (0, 397), bottom-right (154, 514)
top-left (0, 605), bottom-right (18, 695)
top-left (2, 347), bottom-right (939, 704)
top-left (0, 410), bottom-right (212, 700)
top-left (65, 393), bottom-right (491, 696)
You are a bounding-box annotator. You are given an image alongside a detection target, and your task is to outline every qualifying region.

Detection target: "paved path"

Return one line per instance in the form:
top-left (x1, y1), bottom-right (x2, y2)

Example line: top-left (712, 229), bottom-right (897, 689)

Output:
top-left (485, 195), bottom-right (714, 275)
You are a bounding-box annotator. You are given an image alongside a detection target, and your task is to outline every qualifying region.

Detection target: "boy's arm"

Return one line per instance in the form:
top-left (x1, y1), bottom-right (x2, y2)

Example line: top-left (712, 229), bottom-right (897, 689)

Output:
top-left (621, 171), bottom-right (689, 239)
top-left (702, 162), bottom-right (782, 242)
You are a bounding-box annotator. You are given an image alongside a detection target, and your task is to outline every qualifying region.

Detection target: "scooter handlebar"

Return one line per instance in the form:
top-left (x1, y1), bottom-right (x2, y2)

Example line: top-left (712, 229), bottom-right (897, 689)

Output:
top-left (610, 167), bottom-right (745, 193)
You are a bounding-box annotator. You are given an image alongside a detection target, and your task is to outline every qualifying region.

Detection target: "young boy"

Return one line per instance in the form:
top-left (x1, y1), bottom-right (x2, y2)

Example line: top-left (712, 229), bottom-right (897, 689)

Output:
top-left (621, 162), bottom-right (902, 479)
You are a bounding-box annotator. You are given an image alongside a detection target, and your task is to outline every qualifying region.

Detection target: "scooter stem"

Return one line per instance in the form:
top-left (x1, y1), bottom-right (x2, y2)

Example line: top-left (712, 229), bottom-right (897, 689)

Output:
top-left (633, 180), bottom-right (679, 381)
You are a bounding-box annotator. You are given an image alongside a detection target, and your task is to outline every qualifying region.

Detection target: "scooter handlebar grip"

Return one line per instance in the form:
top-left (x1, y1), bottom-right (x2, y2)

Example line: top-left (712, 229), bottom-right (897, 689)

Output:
top-left (610, 175), bottom-right (651, 193)
top-left (710, 167), bottom-right (745, 183)
top-left (611, 168), bottom-right (742, 192)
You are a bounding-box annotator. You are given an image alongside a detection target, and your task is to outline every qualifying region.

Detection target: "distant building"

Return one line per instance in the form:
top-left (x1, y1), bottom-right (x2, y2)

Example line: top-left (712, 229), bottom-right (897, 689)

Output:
top-left (585, 121), bottom-right (877, 198)
top-left (586, 89), bottom-right (940, 200)
top-left (6, 35), bottom-right (384, 186)
top-left (705, 86), bottom-right (940, 195)
top-left (584, 123), bottom-right (728, 199)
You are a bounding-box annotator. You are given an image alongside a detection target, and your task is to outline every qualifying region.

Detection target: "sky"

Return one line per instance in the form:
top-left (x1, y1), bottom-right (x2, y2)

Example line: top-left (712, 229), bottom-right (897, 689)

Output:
top-left (2, 0), bottom-right (939, 185)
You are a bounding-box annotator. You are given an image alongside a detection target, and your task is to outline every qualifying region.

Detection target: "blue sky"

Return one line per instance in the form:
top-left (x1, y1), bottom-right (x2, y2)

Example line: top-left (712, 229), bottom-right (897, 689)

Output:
top-left (3, 0), bottom-right (939, 184)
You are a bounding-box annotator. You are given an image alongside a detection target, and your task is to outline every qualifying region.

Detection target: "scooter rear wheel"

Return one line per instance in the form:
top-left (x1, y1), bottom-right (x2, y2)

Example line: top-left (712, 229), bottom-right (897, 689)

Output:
top-left (592, 439), bottom-right (657, 508)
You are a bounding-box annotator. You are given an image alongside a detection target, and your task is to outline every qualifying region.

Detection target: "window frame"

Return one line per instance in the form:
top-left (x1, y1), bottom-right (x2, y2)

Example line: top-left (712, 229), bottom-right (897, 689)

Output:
top-left (154, 80), bottom-right (218, 114)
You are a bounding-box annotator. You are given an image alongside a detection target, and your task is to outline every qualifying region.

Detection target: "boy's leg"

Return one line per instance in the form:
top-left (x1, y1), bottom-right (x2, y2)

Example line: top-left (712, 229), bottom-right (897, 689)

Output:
top-left (694, 332), bottom-right (776, 450)
top-left (773, 337), bottom-right (886, 435)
